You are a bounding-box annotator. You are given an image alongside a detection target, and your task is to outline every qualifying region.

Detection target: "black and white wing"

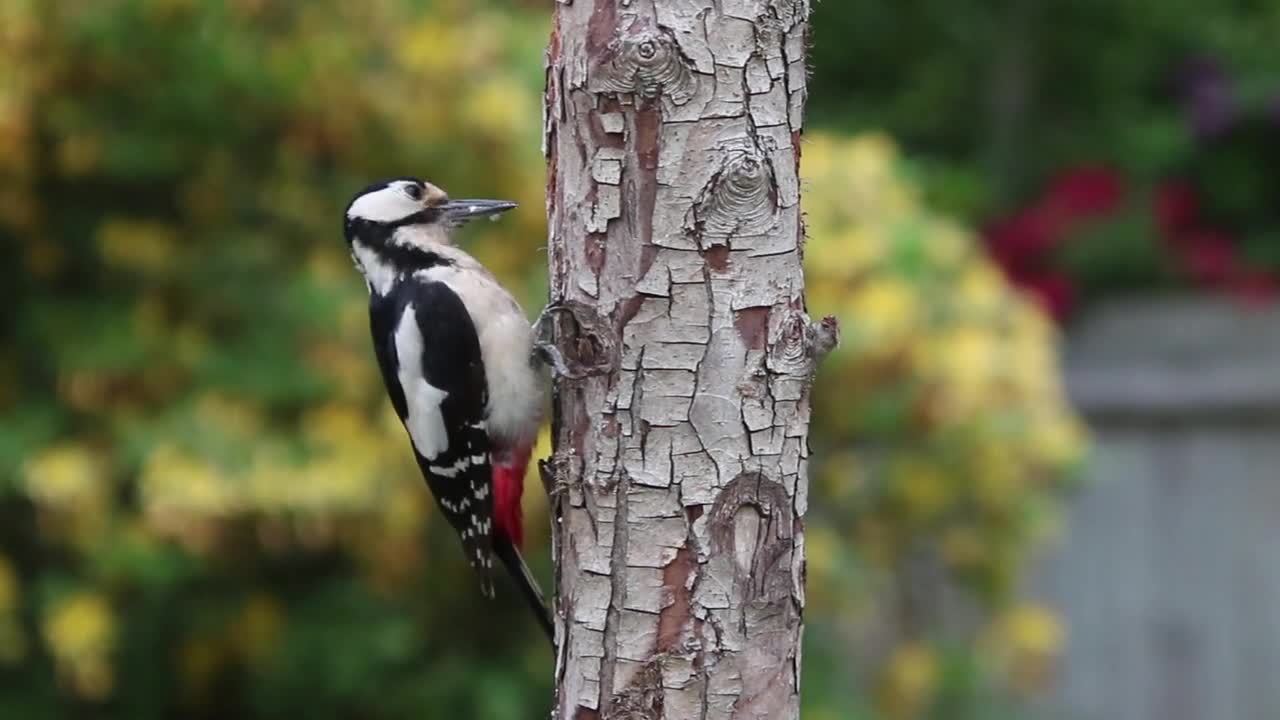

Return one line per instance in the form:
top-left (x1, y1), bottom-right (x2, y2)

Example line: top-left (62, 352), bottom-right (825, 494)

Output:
top-left (369, 279), bottom-right (496, 596)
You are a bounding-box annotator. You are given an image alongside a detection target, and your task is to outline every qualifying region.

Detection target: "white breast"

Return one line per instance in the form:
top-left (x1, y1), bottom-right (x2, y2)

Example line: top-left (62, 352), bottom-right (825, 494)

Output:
top-left (415, 257), bottom-right (544, 451)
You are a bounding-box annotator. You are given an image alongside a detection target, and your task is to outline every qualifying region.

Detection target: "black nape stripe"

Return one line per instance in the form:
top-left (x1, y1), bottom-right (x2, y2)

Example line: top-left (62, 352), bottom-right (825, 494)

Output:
top-left (343, 207), bottom-right (444, 244)
top-left (384, 244), bottom-right (453, 270)
top-left (344, 213), bottom-right (454, 271)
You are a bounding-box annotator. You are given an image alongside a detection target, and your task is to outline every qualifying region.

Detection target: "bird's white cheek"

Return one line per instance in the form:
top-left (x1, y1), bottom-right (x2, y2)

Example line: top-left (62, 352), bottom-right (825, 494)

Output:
top-left (352, 242), bottom-right (397, 296)
top-left (392, 224), bottom-right (452, 250)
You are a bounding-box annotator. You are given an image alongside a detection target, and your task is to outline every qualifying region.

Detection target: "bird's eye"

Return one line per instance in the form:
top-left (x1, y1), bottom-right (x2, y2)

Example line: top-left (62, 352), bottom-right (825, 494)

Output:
top-left (404, 184), bottom-right (424, 201)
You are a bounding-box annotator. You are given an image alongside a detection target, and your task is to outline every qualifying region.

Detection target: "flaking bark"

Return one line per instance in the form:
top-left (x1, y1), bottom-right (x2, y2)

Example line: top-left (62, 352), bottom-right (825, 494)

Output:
top-left (542, 2), bottom-right (821, 718)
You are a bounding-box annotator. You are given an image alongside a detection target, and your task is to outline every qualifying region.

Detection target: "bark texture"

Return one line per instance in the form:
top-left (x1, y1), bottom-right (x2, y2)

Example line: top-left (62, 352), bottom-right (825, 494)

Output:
top-left (542, 2), bottom-right (820, 718)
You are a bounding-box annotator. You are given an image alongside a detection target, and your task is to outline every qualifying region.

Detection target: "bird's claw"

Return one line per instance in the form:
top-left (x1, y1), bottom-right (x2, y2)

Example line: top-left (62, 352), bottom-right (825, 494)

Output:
top-left (535, 342), bottom-right (576, 378)
top-left (531, 303), bottom-right (580, 378)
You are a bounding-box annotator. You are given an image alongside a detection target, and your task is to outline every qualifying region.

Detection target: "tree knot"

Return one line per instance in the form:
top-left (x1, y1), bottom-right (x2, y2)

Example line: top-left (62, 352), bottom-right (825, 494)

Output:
top-left (687, 140), bottom-right (779, 246)
top-left (708, 472), bottom-right (795, 605)
top-left (535, 301), bottom-right (619, 379)
top-left (588, 17), bottom-right (696, 104)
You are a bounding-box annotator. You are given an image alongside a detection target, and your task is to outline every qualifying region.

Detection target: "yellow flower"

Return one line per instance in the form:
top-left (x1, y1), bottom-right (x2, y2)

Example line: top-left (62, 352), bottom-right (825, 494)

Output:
top-left (878, 642), bottom-right (938, 719)
top-left (462, 76), bottom-right (533, 139)
top-left (140, 445), bottom-right (237, 517)
top-left (195, 392), bottom-right (265, 438)
top-left (396, 22), bottom-right (460, 76)
top-left (23, 444), bottom-right (103, 508)
top-left (843, 146), bottom-right (915, 220)
top-left (954, 263), bottom-right (1007, 318)
top-left (799, 134), bottom-right (837, 181)
top-left (922, 221), bottom-right (970, 269)
top-left (806, 227), bottom-right (886, 278)
top-left (520, 426), bottom-right (554, 520)
top-left (926, 324), bottom-right (996, 404)
top-left (998, 603), bottom-right (1065, 659)
top-left (972, 444), bottom-right (1023, 512)
top-left (983, 603), bottom-right (1066, 694)
top-left (803, 132), bottom-right (920, 233)
top-left (798, 131), bottom-right (1085, 703)
top-left (298, 452), bottom-right (382, 512)
top-left (95, 218), bottom-right (177, 273)
top-left (379, 478), bottom-right (429, 536)
top-left (938, 324), bottom-right (996, 379)
top-left (245, 447), bottom-right (294, 512)
top-left (846, 133), bottom-right (899, 184)
top-left (44, 593), bottom-right (114, 658)
top-left (43, 592), bottom-right (116, 700)
top-left (301, 403), bottom-right (368, 450)
top-left (890, 457), bottom-right (951, 522)
top-left (844, 277), bottom-right (920, 349)
top-left (1028, 416), bottom-right (1088, 470)
top-left (1005, 299), bottom-right (1057, 347)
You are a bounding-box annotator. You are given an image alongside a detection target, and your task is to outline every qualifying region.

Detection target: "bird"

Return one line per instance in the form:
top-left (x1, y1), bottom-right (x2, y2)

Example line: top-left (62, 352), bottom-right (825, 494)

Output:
top-left (342, 176), bottom-right (552, 641)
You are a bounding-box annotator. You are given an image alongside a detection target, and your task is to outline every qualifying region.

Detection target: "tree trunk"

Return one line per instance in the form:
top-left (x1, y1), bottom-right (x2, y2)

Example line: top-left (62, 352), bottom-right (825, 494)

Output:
top-left (542, 2), bottom-right (823, 718)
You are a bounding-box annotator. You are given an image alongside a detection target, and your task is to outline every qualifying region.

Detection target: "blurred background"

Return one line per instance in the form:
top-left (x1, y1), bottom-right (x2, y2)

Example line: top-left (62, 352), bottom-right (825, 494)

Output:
top-left (0, 0), bottom-right (1275, 718)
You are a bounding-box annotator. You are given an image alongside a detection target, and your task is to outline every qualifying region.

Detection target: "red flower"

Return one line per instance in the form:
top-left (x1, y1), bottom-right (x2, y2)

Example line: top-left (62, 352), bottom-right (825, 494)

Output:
top-left (1042, 166), bottom-right (1125, 219)
top-left (985, 166), bottom-right (1125, 269)
top-left (1179, 231), bottom-right (1238, 284)
top-left (1227, 271), bottom-right (1280, 305)
top-left (983, 163), bottom-right (1278, 324)
top-left (985, 210), bottom-right (1061, 267)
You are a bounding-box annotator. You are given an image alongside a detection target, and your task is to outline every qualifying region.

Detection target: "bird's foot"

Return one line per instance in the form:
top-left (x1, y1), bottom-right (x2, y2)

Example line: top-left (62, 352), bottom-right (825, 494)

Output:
top-left (531, 303), bottom-right (579, 378)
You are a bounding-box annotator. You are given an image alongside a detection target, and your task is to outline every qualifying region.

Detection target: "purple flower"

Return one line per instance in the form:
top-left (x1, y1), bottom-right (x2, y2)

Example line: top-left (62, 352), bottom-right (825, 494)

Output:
top-left (1179, 56), bottom-right (1237, 140)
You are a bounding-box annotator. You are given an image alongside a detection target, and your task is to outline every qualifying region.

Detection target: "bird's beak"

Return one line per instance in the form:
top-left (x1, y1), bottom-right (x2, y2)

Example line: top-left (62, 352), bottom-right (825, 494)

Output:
top-left (441, 199), bottom-right (518, 224)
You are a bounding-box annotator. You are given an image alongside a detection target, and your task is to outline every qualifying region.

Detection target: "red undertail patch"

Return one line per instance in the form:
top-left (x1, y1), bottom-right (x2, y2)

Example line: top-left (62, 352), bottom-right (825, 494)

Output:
top-left (492, 446), bottom-right (532, 548)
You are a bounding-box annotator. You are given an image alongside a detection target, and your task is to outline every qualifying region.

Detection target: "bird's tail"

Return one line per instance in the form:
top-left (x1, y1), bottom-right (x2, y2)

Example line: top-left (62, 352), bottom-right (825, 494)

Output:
top-left (493, 535), bottom-right (555, 644)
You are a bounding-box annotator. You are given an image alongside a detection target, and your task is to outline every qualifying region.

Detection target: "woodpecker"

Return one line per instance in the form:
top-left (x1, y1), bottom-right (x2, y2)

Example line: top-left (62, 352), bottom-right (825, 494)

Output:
top-left (343, 177), bottom-right (551, 640)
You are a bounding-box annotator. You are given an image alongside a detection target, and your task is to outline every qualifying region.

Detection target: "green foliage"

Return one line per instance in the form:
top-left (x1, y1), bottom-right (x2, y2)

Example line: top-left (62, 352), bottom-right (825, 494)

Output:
top-left (1054, 203), bottom-right (1179, 295)
top-left (1, 0), bottom-right (552, 716)
top-left (0, 2), bottom-right (1084, 719)
top-left (809, 0), bottom-right (1280, 210)
top-left (801, 134), bottom-right (1082, 719)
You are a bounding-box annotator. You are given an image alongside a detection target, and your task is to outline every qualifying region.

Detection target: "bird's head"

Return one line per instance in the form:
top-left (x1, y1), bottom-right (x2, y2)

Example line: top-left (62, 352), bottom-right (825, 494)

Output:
top-left (343, 177), bottom-right (517, 251)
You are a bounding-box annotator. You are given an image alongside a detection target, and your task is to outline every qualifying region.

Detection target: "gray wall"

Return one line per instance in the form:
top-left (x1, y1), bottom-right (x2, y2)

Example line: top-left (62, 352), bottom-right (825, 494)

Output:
top-left (1038, 299), bottom-right (1280, 720)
